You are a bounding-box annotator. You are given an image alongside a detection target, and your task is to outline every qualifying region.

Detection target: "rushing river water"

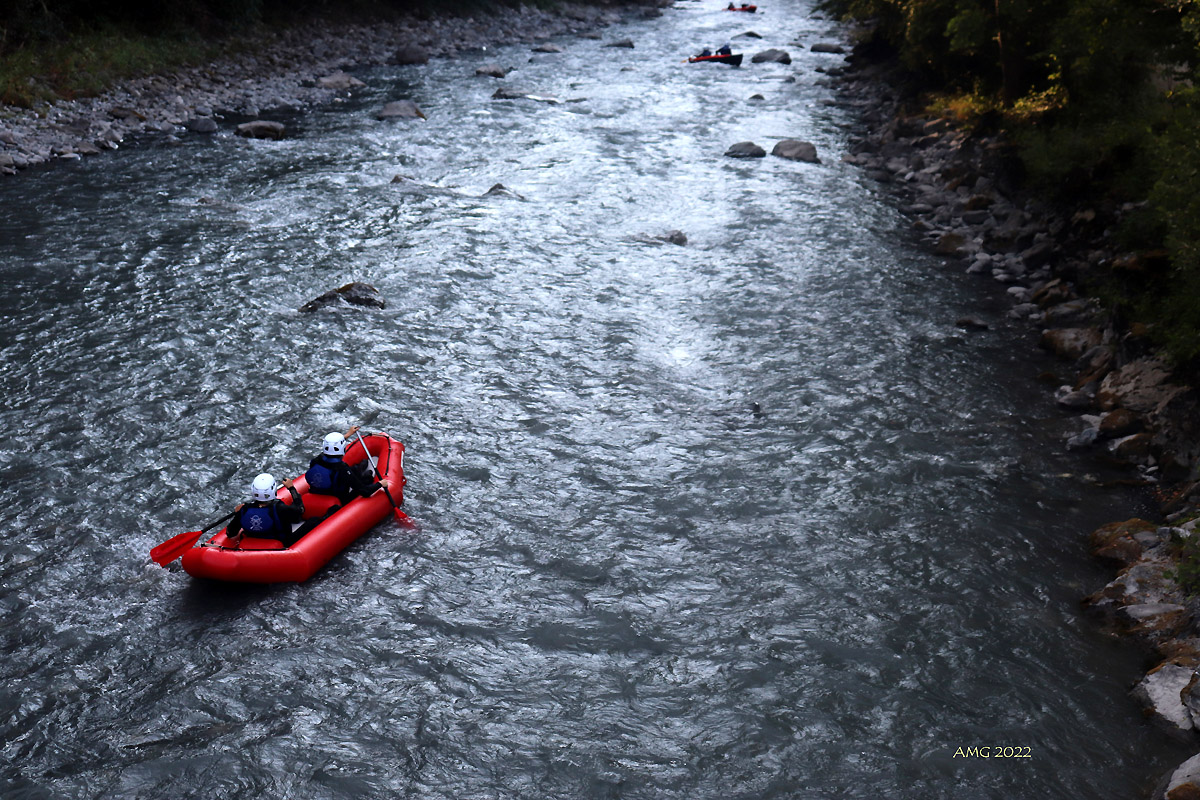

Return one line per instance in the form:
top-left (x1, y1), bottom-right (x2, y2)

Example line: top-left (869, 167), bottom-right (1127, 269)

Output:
top-left (0, 2), bottom-right (1192, 798)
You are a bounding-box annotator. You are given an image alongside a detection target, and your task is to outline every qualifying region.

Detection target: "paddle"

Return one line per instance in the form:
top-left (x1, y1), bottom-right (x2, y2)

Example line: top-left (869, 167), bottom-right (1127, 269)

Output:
top-left (353, 430), bottom-right (417, 530)
top-left (149, 510), bottom-right (236, 566)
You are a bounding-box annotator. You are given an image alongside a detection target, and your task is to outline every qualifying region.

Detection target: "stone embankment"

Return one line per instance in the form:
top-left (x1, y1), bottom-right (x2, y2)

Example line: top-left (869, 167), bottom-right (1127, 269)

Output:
top-left (0, 2), bottom-right (658, 175)
top-left (834, 40), bottom-right (1200, 800)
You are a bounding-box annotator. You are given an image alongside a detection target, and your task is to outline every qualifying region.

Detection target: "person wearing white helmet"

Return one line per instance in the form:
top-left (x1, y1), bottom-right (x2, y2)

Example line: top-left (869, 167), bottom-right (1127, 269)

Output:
top-left (224, 472), bottom-right (306, 548)
top-left (304, 425), bottom-right (389, 505)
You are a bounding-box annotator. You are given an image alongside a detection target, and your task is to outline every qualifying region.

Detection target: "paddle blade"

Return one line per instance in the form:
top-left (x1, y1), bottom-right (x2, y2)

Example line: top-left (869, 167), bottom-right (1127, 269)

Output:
top-left (149, 529), bottom-right (204, 566)
top-left (394, 509), bottom-right (418, 531)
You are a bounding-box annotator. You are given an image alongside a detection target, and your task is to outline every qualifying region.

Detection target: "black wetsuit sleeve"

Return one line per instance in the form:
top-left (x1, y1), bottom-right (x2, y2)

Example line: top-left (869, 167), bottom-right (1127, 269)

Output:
top-left (341, 462), bottom-right (381, 497)
top-left (278, 487), bottom-right (305, 523)
top-left (225, 508), bottom-right (244, 539)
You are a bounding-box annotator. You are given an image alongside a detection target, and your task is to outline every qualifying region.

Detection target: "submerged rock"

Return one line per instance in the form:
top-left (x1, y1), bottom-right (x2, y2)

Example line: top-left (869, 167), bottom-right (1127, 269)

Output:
top-left (484, 183), bottom-right (524, 200)
top-left (377, 100), bottom-right (426, 120)
top-left (476, 63), bottom-right (508, 78)
top-left (299, 282), bottom-right (386, 313)
top-left (235, 120), bottom-right (285, 139)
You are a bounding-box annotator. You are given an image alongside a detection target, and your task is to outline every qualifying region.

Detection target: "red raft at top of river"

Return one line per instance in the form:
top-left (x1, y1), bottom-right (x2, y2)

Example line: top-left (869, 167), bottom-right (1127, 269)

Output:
top-left (181, 433), bottom-right (407, 583)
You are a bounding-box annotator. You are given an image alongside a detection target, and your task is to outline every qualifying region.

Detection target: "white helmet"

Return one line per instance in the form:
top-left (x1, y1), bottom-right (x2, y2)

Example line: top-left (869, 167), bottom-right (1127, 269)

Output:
top-left (322, 432), bottom-right (346, 456)
top-left (250, 473), bottom-right (278, 503)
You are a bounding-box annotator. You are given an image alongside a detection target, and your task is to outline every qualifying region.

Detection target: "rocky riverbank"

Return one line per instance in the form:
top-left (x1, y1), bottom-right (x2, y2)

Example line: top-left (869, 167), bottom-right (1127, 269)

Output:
top-left (831, 33), bottom-right (1200, 800)
top-left (0, 1), bottom-right (662, 175)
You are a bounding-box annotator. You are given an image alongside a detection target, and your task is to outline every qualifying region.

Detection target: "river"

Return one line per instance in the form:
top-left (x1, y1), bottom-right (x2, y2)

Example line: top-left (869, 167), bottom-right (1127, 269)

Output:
top-left (0, 1), bottom-right (1190, 798)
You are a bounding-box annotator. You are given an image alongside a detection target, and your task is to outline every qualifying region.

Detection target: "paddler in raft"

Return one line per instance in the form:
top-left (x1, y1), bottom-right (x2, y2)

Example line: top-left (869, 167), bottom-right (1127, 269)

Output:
top-left (225, 473), bottom-right (307, 549)
top-left (304, 426), bottom-right (391, 506)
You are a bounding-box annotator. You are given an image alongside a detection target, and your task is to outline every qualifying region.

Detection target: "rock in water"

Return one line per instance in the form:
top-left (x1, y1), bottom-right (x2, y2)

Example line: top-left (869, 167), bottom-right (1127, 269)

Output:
top-left (317, 71), bottom-right (366, 90)
top-left (186, 117), bottom-right (218, 134)
top-left (391, 45), bottom-right (430, 65)
top-left (235, 121), bottom-right (285, 139)
top-left (752, 48), bottom-right (792, 64)
top-left (772, 140), bottom-right (819, 162)
top-left (725, 141), bottom-right (766, 158)
top-left (484, 183), bottom-right (525, 200)
top-left (299, 282), bottom-right (386, 313)
top-left (605, 39), bottom-right (635, 48)
top-left (492, 87), bottom-right (529, 100)
top-left (376, 100), bottom-right (426, 120)
top-left (476, 63), bottom-right (507, 78)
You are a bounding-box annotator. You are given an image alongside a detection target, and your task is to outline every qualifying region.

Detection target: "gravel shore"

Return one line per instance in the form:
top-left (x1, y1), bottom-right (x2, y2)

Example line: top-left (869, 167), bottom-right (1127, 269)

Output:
top-left (0, 2), bottom-right (659, 175)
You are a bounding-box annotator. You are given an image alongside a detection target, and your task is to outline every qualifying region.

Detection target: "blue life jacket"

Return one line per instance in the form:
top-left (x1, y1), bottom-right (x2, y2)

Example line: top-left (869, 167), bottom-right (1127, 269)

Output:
top-left (240, 504), bottom-right (284, 539)
top-left (305, 454), bottom-right (346, 495)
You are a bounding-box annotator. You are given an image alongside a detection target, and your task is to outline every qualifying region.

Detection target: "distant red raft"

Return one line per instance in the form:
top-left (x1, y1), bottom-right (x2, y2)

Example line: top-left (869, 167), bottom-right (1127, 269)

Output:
top-left (182, 433), bottom-right (407, 583)
top-left (724, 3), bottom-right (757, 11)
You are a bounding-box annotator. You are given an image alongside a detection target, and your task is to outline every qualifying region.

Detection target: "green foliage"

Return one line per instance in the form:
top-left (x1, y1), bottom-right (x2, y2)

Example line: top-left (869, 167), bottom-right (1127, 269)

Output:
top-left (0, 29), bottom-right (216, 106)
top-left (1144, 90), bottom-right (1200, 363)
top-left (822, 0), bottom-right (1200, 367)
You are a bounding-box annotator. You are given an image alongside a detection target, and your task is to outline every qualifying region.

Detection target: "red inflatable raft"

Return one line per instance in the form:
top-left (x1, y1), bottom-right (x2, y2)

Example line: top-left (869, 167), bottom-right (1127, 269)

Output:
top-left (181, 433), bottom-right (407, 583)
top-left (688, 53), bottom-right (744, 66)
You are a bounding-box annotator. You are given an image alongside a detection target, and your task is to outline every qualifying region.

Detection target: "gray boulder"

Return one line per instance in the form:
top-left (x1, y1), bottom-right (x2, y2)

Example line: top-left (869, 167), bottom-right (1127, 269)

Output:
top-left (1155, 753), bottom-right (1200, 800)
top-left (317, 71), bottom-right (366, 90)
top-left (235, 120), bottom-right (286, 140)
top-left (377, 100), bottom-right (426, 120)
top-left (476, 63), bottom-right (507, 78)
top-left (392, 45), bottom-right (430, 65)
top-left (605, 39), bottom-right (635, 48)
top-left (532, 43), bottom-right (564, 53)
top-left (934, 233), bottom-right (968, 257)
top-left (811, 42), bottom-right (846, 54)
top-left (299, 282), bottom-right (386, 313)
top-left (752, 49), bottom-right (792, 64)
top-left (185, 117), bottom-right (218, 134)
top-left (725, 141), bottom-right (766, 158)
top-left (1133, 662), bottom-right (1196, 731)
top-left (1055, 386), bottom-right (1095, 410)
top-left (1039, 327), bottom-right (1103, 360)
top-left (1097, 358), bottom-right (1185, 413)
top-left (772, 139), bottom-right (819, 162)
top-left (955, 316), bottom-right (989, 331)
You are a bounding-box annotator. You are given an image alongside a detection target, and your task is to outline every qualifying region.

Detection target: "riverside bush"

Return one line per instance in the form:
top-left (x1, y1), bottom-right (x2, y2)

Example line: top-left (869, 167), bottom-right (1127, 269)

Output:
top-left (818, 0), bottom-right (1200, 369)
